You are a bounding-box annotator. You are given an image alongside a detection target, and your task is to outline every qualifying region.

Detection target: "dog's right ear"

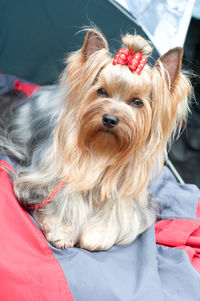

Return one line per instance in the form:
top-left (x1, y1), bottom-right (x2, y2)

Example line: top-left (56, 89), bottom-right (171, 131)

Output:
top-left (154, 47), bottom-right (183, 90)
top-left (82, 29), bottom-right (109, 61)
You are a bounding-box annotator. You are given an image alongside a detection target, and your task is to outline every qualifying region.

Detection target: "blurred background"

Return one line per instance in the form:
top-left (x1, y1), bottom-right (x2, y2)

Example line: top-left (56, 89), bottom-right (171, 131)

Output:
top-left (0, 0), bottom-right (199, 186)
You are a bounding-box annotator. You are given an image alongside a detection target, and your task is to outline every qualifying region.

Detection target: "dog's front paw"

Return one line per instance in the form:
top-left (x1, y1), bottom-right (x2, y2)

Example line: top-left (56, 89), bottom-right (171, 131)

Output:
top-left (45, 227), bottom-right (75, 249)
top-left (38, 216), bottom-right (76, 249)
top-left (79, 224), bottom-right (118, 251)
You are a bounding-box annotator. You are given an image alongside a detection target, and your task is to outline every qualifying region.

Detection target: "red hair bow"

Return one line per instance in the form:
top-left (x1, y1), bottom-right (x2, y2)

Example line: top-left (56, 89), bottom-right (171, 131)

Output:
top-left (113, 48), bottom-right (147, 74)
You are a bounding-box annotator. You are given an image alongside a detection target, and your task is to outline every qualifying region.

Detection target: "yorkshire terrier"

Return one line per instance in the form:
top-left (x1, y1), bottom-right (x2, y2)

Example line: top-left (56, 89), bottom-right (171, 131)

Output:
top-left (0, 29), bottom-right (191, 251)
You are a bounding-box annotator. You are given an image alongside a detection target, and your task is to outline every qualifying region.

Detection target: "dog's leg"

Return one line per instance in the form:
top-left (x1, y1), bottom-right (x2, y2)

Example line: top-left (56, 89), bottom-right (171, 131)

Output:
top-left (79, 216), bottom-right (120, 251)
top-left (79, 200), bottom-right (122, 251)
top-left (79, 194), bottom-right (156, 251)
top-left (33, 213), bottom-right (76, 249)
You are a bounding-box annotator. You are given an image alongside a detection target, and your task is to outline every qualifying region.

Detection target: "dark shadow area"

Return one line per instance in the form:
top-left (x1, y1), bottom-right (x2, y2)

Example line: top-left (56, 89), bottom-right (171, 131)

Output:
top-left (169, 17), bottom-right (200, 187)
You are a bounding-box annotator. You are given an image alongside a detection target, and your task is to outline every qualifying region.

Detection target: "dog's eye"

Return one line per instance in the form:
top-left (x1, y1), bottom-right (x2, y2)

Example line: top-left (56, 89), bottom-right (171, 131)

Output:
top-left (97, 88), bottom-right (109, 97)
top-left (130, 98), bottom-right (144, 108)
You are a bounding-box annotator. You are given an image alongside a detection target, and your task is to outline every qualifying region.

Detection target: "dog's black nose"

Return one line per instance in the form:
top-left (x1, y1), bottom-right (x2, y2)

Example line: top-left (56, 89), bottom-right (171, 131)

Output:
top-left (102, 114), bottom-right (119, 128)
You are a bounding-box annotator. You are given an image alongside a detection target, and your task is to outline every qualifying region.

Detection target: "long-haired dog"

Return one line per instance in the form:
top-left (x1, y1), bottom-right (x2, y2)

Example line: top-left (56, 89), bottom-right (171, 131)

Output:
top-left (0, 29), bottom-right (191, 251)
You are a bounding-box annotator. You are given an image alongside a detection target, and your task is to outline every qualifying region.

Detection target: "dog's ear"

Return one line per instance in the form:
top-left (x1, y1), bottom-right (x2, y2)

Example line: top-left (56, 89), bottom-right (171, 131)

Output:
top-left (82, 29), bottom-right (109, 61)
top-left (155, 47), bottom-right (183, 89)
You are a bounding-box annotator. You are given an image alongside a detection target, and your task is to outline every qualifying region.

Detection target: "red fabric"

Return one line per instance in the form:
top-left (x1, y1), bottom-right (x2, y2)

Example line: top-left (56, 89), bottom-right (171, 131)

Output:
top-left (14, 80), bottom-right (40, 97)
top-left (155, 219), bottom-right (200, 273)
top-left (196, 202), bottom-right (200, 218)
top-left (0, 161), bottom-right (74, 301)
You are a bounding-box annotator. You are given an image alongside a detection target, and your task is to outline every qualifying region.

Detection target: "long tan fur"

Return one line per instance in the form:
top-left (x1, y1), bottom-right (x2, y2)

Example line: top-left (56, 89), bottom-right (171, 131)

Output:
top-left (0, 29), bottom-right (191, 251)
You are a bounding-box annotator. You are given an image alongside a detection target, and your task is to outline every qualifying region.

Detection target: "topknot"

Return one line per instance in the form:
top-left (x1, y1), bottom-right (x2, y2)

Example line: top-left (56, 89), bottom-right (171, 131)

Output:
top-left (122, 34), bottom-right (152, 57)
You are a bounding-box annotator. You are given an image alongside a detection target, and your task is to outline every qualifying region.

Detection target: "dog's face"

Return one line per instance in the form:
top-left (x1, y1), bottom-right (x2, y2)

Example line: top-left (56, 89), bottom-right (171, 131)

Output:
top-left (56, 29), bottom-right (190, 197)
top-left (66, 30), bottom-right (189, 161)
top-left (77, 62), bottom-right (153, 157)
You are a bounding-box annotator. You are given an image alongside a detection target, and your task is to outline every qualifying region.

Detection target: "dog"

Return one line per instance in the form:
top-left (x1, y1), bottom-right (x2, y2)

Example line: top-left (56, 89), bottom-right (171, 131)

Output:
top-left (0, 29), bottom-right (191, 251)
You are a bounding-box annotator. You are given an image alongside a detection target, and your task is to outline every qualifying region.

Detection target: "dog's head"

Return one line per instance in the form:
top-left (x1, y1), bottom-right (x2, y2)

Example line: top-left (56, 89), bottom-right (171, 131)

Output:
top-left (56, 29), bottom-right (191, 197)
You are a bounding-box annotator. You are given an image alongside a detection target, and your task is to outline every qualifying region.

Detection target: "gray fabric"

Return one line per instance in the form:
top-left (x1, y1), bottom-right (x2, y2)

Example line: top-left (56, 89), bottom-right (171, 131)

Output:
top-left (0, 154), bottom-right (18, 168)
top-left (149, 166), bottom-right (200, 219)
top-left (52, 235), bottom-right (200, 301)
top-left (52, 227), bottom-right (165, 301)
top-left (157, 245), bottom-right (200, 301)
top-left (0, 74), bottom-right (16, 95)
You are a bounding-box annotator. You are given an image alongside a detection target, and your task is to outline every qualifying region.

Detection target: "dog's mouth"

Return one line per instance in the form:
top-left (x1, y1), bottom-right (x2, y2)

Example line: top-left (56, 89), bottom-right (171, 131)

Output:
top-left (99, 128), bottom-right (115, 135)
top-left (97, 127), bottom-right (120, 141)
top-left (81, 127), bottom-right (120, 156)
top-left (78, 111), bottom-right (134, 155)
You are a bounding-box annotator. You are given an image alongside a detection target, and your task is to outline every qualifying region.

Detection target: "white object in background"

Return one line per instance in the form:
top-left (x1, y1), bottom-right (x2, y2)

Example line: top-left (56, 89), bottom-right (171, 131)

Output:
top-left (192, 0), bottom-right (200, 19)
top-left (110, 0), bottom-right (195, 54)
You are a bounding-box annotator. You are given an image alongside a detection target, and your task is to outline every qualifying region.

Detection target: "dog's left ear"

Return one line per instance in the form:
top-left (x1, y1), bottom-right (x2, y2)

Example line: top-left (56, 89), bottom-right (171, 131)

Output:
top-left (155, 47), bottom-right (183, 89)
top-left (82, 29), bottom-right (109, 61)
